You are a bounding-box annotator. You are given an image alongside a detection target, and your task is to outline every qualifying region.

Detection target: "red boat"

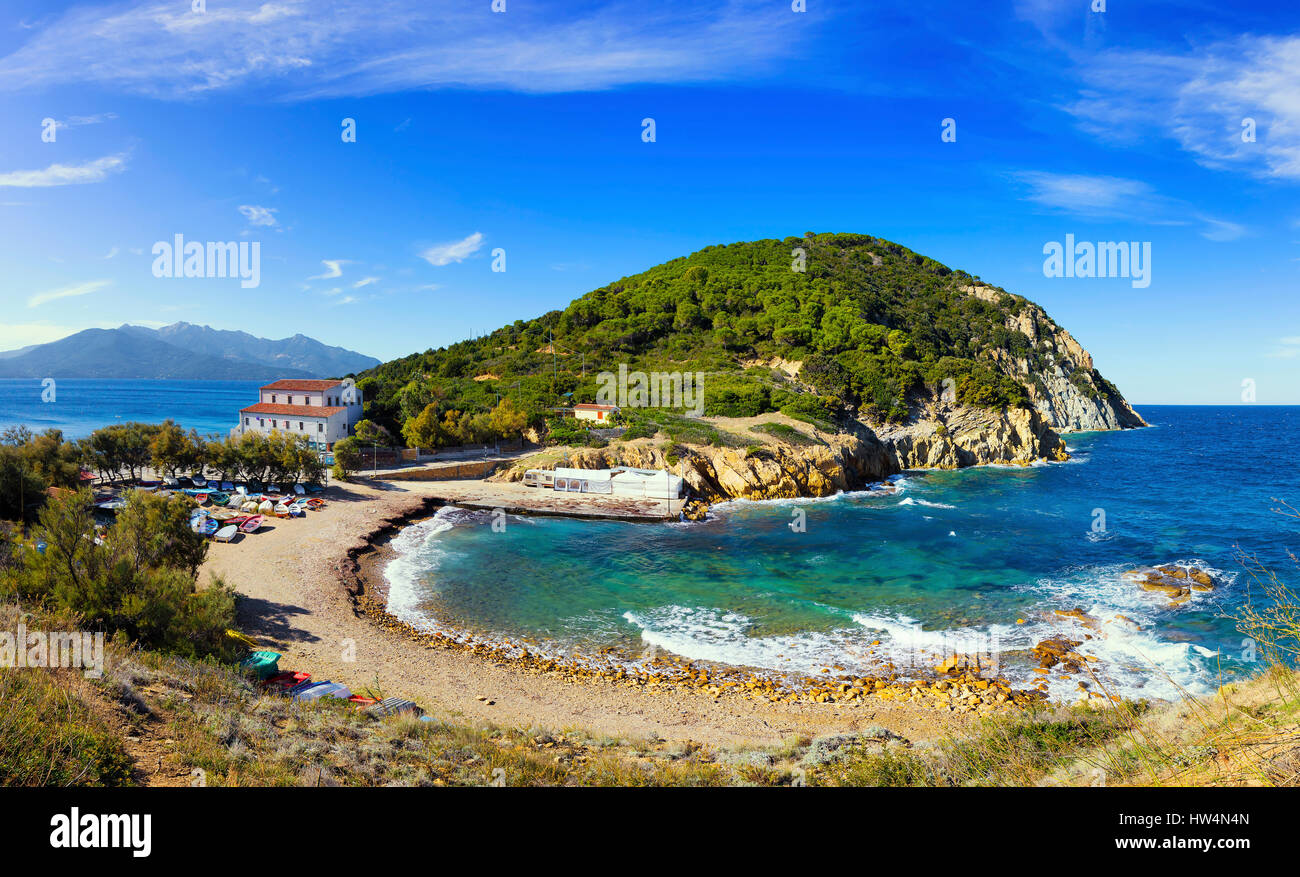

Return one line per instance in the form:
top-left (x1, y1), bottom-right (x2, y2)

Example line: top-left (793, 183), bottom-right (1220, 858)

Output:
top-left (263, 671), bottom-right (311, 690)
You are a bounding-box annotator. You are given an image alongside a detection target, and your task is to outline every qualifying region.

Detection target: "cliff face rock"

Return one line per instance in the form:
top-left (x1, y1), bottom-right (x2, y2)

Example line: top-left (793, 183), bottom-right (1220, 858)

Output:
top-left (498, 433), bottom-right (894, 502)
top-left (963, 285), bottom-right (1146, 432)
top-left (496, 407), bottom-right (1069, 502)
top-left (876, 403), bottom-right (1069, 470)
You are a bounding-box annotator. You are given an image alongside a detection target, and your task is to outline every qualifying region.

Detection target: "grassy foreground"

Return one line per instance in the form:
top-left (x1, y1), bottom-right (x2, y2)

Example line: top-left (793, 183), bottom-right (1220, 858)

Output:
top-left (3, 602), bottom-right (1297, 787)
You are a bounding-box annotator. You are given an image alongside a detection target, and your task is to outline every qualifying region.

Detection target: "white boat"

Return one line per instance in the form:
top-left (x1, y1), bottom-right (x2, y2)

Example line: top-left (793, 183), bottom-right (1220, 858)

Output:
top-left (214, 525), bottom-right (238, 543)
top-left (294, 483), bottom-right (306, 495)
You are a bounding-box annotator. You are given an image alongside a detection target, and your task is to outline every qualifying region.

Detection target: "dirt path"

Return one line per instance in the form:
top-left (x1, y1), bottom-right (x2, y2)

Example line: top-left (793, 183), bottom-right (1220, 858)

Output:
top-left (201, 478), bottom-right (974, 748)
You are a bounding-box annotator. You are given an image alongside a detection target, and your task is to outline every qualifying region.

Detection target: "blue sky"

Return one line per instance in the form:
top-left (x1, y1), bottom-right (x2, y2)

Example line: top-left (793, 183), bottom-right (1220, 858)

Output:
top-left (0, 0), bottom-right (1297, 404)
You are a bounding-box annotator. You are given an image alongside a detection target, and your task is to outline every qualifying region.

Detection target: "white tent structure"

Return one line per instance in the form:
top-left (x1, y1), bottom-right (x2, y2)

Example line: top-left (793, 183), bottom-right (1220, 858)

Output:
top-left (526, 466), bottom-right (683, 499)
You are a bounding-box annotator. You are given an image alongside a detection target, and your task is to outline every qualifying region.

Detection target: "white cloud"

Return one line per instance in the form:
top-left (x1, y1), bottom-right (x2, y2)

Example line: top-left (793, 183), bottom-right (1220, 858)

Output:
top-left (420, 232), bottom-right (483, 267)
top-left (1064, 35), bottom-right (1300, 181)
top-left (1011, 170), bottom-right (1246, 239)
top-left (1197, 216), bottom-right (1246, 242)
top-left (1012, 171), bottom-right (1162, 216)
top-left (27, 279), bottom-right (112, 308)
top-left (48, 112), bottom-right (118, 130)
top-left (104, 247), bottom-right (119, 259)
top-left (1266, 337), bottom-right (1300, 359)
top-left (0, 1), bottom-right (800, 100)
top-left (238, 204), bottom-right (278, 226)
top-left (352, 276), bottom-right (378, 288)
top-left (308, 259), bottom-right (347, 280)
top-left (0, 153), bottom-right (127, 187)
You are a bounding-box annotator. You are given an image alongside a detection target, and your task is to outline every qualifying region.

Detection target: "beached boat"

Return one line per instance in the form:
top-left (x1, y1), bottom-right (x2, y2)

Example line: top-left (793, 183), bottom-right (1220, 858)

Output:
top-left (190, 516), bottom-right (208, 533)
top-left (294, 483), bottom-right (306, 495)
top-left (291, 681), bottom-right (351, 702)
top-left (258, 499), bottom-right (275, 514)
top-left (273, 503), bottom-right (293, 518)
top-left (221, 481), bottom-right (234, 491)
top-left (306, 498), bottom-right (326, 510)
top-left (203, 518), bottom-right (219, 536)
top-left (241, 500), bottom-right (260, 513)
top-left (238, 650), bottom-right (281, 680)
top-left (214, 524), bottom-right (238, 542)
top-left (208, 491), bottom-right (230, 506)
top-left (207, 480), bottom-right (219, 490)
top-left (239, 515), bottom-right (264, 533)
top-left (264, 671), bottom-right (311, 691)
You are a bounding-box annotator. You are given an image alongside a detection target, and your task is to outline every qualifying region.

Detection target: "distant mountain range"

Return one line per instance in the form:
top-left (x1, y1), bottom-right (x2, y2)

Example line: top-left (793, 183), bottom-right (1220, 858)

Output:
top-left (0, 322), bottom-right (380, 381)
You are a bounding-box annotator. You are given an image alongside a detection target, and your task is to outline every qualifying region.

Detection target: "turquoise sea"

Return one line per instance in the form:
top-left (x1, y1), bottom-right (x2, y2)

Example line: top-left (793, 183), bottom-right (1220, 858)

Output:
top-left (384, 406), bottom-right (1300, 701)
top-left (0, 379), bottom-right (261, 439)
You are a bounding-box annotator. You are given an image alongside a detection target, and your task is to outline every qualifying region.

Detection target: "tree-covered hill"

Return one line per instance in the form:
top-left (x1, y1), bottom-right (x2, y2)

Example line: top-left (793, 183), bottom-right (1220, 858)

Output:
top-left (354, 233), bottom-right (1132, 447)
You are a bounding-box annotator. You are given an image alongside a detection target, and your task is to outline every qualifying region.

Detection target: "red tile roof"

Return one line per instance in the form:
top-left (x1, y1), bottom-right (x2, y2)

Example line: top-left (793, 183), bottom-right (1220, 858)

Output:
top-left (574, 403), bottom-right (619, 410)
top-left (241, 403), bottom-right (346, 417)
top-left (260, 379), bottom-right (345, 392)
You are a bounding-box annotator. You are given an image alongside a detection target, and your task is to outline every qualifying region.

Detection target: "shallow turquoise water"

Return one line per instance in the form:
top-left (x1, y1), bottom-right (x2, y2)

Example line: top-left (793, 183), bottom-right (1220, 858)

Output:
top-left (388, 405), bottom-right (1299, 699)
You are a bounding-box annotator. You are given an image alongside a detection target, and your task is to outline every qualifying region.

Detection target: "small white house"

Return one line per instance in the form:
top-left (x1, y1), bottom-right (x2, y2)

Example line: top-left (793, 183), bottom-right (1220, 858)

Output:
top-left (234, 379), bottom-right (364, 450)
top-left (524, 466), bottom-right (682, 499)
top-left (573, 403), bottom-right (619, 423)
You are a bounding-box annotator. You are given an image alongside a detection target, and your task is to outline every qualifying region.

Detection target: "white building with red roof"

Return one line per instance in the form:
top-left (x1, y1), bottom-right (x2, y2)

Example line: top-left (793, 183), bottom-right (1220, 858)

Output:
top-left (572, 402), bottom-right (619, 423)
top-left (234, 378), bottom-right (364, 449)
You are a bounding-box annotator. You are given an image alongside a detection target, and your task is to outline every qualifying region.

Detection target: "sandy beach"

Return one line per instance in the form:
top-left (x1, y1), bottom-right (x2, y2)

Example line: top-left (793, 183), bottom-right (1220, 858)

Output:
top-left (201, 476), bottom-right (997, 747)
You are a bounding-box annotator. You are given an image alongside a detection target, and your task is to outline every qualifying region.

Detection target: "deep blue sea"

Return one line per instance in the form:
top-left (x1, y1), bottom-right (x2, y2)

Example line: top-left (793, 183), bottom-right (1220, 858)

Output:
top-left (0, 379), bottom-right (261, 439)
top-left (384, 406), bottom-right (1300, 701)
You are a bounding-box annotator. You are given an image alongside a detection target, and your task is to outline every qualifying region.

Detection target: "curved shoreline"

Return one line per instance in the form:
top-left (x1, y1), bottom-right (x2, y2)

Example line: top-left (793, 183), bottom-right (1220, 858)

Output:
top-left (342, 498), bottom-right (1046, 715)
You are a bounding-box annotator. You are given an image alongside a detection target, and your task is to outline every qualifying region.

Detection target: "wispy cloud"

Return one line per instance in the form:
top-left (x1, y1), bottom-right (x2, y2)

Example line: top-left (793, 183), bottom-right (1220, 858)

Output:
top-left (420, 232), bottom-right (484, 267)
top-left (1266, 336), bottom-right (1300, 359)
top-left (0, 153), bottom-right (127, 187)
top-left (308, 259), bottom-right (348, 280)
top-left (0, 1), bottom-right (801, 100)
top-left (352, 277), bottom-right (378, 289)
top-left (1012, 171), bottom-right (1157, 217)
top-left (27, 279), bottom-right (112, 308)
top-left (1064, 35), bottom-right (1300, 181)
top-left (238, 204), bottom-right (278, 226)
top-left (45, 112), bottom-right (118, 132)
top-left (1011, 170), bottom-right (1246, 240)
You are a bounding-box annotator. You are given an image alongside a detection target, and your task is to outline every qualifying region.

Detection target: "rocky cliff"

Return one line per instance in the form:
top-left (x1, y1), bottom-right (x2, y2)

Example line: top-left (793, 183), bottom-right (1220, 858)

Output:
top-left (963, 285), bottom-right (1146, 433)
top-left (497, 402), bottom-right (1071, 503)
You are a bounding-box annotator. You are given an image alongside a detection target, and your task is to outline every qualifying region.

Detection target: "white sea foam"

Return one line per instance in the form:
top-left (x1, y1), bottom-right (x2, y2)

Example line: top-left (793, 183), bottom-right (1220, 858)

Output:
top-left (898, 497), bottom-right (956, 509)
top-left (383, 507), bottom-right (466, 631)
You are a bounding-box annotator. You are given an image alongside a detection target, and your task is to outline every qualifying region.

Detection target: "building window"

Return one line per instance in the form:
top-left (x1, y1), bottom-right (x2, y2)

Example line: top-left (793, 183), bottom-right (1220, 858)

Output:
top-left (317, 423), bottom-right (323, 432)
top-left (299, 422), bottom-right (304, 431)
top-left (271, 394), bottom-right (277, 403)
top-left (244, 417), bottom-right (249, 426)
top-left (258, 418), bottom-right (264, 427)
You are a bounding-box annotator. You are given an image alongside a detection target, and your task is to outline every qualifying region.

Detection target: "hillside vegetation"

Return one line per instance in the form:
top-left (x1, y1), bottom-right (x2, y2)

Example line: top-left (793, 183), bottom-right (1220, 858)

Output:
top-left (356, 233), bottom-right (1129, 449)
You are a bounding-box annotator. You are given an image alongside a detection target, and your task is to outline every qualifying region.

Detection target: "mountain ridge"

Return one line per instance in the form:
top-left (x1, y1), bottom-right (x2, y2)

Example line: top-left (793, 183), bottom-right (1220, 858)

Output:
top-left (0, 322), bottom-right (380, 381)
